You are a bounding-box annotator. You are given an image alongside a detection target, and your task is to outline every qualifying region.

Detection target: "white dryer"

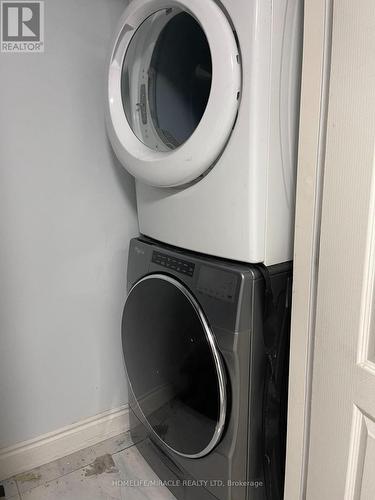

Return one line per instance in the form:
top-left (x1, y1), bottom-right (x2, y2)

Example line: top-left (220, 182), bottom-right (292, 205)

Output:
top-left (106, 0), bottom-right (302, 265)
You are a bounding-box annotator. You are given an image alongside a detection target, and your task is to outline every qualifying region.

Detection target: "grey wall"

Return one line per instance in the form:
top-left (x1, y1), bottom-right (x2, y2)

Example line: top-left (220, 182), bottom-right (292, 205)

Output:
top-left (0, 0), bottom-right (137, 449)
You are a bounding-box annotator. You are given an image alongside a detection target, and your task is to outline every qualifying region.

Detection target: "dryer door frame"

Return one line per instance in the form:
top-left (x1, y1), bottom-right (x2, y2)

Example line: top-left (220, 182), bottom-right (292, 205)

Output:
top-left (106, 0), bottom-right (241, 187)
top-left (122, 273), bottom-right (227, 458)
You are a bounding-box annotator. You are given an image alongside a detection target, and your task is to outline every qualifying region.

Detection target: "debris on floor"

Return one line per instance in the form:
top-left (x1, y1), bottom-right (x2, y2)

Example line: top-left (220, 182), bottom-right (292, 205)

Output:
top-left (84, 454), bottom-right (118, 477)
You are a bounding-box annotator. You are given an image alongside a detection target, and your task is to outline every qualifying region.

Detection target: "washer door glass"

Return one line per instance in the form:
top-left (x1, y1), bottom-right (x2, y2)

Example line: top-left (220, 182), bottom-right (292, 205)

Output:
top-left (122, 274), bottom-right (227, 458)
top-left (122, 8), bottom-right (212, 152)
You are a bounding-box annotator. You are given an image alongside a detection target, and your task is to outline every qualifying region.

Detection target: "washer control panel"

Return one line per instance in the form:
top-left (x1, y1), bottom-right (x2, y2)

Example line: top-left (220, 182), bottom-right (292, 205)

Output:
top-left (152, 251), bottom-right (195, 277)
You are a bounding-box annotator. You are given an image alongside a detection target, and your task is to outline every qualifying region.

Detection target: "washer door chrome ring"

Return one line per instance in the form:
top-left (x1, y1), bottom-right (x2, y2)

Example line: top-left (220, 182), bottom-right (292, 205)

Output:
top-left (122, 273), bottom-right (227, 458)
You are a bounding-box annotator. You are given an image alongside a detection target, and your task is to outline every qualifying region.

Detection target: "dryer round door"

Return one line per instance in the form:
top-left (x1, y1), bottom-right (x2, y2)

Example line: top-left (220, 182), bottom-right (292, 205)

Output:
top-left (107, 0), bottom-right (241, 187)
top-left (122, 274), bottom-right (227, 458)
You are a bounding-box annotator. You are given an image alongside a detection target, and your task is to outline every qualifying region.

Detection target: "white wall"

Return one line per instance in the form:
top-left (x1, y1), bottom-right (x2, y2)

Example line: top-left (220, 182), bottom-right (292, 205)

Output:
top-left (0, 0), bottom-right (137, 449)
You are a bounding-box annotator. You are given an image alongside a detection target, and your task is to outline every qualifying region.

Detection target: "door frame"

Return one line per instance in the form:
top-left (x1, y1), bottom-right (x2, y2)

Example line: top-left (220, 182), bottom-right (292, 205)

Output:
top-left (284, 0), bottom-right (333, 498)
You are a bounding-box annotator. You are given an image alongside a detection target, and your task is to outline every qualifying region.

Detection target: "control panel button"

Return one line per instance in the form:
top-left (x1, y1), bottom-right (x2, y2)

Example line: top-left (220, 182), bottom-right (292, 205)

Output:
top-left (152, 251), bottom-right (195, 277)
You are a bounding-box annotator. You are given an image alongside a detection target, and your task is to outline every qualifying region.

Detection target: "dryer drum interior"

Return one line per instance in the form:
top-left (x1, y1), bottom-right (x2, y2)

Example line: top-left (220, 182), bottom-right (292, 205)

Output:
top-left (121, 8), bottom-right (213, 152)
top-left (122, 274), bottom-right (227, 458)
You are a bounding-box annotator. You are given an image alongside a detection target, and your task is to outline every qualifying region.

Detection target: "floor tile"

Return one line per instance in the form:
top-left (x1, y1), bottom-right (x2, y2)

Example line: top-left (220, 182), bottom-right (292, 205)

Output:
top-left (6, 432), bottom-right (174, 500)
top-left (15, 431), bottom-right (133, 495)
top-left (14, 463), bottom-right (61, 495)
top-left (20, 465), bottom-right (122, 500)
top-left (0, 478), bottom-right (20, 499)
top-left (113, 446), bottom-right (176, 500)
top-left (85, 432), bottom-right (135, 459)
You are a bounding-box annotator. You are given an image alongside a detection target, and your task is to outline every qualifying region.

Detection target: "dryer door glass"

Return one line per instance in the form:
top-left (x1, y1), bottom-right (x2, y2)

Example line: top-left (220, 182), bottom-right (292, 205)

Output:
top-left (121, 8), bottom-right (212, 152)
top-left (122, 274), bottom-right (226, 458)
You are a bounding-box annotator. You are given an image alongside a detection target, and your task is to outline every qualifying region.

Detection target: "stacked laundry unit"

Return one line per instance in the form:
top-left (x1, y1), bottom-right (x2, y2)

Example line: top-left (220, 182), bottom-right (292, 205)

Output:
top-left (106, 0), bottom-right (302, 498)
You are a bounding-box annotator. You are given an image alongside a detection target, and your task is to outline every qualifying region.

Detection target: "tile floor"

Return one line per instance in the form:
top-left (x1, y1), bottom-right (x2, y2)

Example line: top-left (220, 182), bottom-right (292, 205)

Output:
top-left (0, 432), bottom-right (176, 500)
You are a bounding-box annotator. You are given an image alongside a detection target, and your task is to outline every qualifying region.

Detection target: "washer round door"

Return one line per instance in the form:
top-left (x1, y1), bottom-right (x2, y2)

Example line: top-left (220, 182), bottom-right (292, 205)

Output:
top-left (122, 274), bottom-right (227, 458)
top-left (107, 0), bottom-right (241, 187)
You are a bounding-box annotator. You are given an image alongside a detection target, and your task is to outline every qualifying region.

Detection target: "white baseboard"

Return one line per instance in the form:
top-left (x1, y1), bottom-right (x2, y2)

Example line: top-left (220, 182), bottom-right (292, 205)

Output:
top-left (0, 404), bottom-right (130, 481)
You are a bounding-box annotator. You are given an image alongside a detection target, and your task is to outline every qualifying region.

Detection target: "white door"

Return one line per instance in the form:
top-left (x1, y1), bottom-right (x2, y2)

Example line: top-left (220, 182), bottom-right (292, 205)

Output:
top-left (106, 0), bottom-right (241, 188)
top-left (304, 0), bottom-right (375, 498)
